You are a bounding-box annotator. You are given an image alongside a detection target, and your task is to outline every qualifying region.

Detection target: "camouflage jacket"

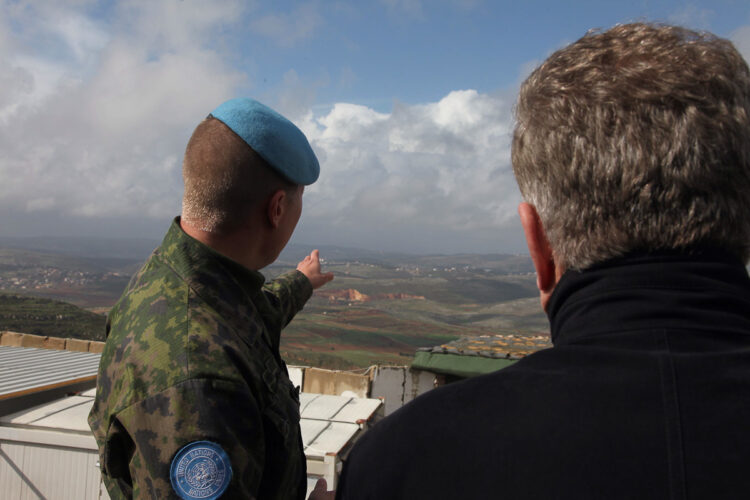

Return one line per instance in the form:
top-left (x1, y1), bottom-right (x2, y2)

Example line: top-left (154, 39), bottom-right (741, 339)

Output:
top-left (88, 218), bottom-right (312, 500)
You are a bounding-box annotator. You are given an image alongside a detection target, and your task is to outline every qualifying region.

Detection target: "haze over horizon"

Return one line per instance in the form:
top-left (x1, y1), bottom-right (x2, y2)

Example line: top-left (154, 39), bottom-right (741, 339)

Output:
top-left (2, 1), bottom-right (749, 254)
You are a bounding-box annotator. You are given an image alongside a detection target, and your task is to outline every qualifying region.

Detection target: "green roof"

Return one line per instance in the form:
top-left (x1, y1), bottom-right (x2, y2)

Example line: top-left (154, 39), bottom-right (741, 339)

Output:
top-left (411, 334), bottom-right (551, 378)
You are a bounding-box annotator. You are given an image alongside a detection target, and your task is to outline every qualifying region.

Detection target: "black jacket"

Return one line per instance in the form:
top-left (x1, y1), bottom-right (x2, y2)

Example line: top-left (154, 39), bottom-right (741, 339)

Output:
top-left (337, 249), bottom-right (750, 499)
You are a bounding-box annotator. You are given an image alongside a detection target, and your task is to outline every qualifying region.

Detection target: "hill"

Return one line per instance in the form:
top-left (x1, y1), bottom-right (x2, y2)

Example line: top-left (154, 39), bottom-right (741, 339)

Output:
top-left (0, 247), bottom-right (137, 309)
top-left (0, 293), bottom-right (106, 341)
top-left (267, 257), bottom-right (547, 368)
top-left (0, 239), bottom-right (548, 369)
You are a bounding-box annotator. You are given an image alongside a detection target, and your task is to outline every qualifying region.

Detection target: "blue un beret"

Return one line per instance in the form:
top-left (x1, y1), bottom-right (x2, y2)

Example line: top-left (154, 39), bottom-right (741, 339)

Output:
top-left (210, 98), bottom-right (319, 185)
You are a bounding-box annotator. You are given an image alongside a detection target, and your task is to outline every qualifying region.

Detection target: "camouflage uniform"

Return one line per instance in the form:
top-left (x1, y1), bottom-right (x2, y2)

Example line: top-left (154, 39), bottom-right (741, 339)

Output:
top-left (88, 218), bottom-right (312, 499)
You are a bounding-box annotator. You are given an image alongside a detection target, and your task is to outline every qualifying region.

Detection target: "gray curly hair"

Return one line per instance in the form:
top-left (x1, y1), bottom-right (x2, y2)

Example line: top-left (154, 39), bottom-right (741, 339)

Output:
top-left (512, 23), bottom-right (750, 270)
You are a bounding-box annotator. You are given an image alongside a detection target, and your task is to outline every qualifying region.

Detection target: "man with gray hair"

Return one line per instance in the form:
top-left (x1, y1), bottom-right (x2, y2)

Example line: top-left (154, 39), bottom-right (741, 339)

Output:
top-left (337, 23), bottom-right (750, 499)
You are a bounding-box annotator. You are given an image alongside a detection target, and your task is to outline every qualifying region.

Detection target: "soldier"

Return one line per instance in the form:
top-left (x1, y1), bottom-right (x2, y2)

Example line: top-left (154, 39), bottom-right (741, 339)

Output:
top-left (89, 98), bottom-right (334, 499)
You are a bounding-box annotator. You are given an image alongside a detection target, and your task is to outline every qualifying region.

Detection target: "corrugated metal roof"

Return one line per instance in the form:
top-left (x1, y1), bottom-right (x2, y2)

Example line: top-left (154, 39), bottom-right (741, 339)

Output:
top-left (0, 345), bottom-right (101, 399)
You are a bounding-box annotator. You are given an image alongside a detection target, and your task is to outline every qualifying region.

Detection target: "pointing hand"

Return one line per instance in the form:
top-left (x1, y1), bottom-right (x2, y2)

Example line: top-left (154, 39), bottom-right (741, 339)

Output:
top-left (297, 250), bottom-right (334, 290)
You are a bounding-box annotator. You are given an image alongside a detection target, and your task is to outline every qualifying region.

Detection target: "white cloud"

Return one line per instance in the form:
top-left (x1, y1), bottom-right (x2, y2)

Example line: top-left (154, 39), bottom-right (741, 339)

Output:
top-left (26, 196), bottom-right (56, 212)
top-left (52, 12), bottom-right (109, 62)
top-left (116, 0), bottom-right (246, 53)
top-left (294, 89), bottom-right (522, 252)
top-left (0, 0), bottom-right (524, 254)
top-left (0, 0), bottom-right (247, 222)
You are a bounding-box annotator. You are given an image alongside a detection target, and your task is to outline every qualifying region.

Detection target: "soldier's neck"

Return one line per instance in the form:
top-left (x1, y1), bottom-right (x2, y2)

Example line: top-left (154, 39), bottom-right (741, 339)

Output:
top-left (180, 217), bottom-right (269, 271)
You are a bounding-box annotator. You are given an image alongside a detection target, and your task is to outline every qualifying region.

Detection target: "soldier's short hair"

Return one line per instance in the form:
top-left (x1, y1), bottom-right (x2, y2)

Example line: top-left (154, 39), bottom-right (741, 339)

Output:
top-left (512, 23), bottom-right (750, 270)
top-left (182, 117), bottom-right (296, 234)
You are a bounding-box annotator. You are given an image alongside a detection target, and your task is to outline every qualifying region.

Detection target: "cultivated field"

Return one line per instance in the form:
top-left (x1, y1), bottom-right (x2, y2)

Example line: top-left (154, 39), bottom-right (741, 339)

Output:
top-left (0, 242), bottom-right (549, 369)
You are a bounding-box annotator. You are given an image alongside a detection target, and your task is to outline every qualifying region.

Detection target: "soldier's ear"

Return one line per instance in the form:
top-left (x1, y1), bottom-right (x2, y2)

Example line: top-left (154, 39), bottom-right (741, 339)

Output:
top-left (266, 189), bottom-right (287, 229)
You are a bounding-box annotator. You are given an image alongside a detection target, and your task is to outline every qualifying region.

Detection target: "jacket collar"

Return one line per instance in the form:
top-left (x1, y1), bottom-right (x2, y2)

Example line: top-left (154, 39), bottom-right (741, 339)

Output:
top-left (547, 248), bottom-right (750, 346)
top-left (158, 217), bottom-right (265, 293)
top-left (154, 218), bottom-right (275, 346)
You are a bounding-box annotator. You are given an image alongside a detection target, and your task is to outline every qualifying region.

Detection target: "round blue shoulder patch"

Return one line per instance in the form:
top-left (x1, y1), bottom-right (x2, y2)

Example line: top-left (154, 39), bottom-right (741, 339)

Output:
top-left (170, 441), bottom-right (232, 500)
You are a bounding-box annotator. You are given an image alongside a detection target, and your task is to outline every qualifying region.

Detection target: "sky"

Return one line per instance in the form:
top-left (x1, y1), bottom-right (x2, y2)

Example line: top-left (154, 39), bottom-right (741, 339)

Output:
top-left (1, 0), bottom-right (749, 255)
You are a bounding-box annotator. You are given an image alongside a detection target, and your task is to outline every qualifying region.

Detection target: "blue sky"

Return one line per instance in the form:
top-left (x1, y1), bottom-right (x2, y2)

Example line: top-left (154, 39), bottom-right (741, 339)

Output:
top-left (1, 0), bottom-right (749, 254)
top-left (240, 0), bottom-right (749, 110)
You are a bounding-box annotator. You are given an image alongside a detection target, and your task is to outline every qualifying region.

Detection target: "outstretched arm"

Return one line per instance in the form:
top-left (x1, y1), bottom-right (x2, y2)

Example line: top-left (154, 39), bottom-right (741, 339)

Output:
top-left (297, 249), bottom-right (334, 290)
top-left (261, 250), bottom-right (333, 328)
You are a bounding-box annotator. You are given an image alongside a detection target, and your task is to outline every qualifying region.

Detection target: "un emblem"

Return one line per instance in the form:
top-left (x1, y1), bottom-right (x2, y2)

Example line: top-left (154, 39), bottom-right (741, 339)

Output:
top-left (170, 441), bottom-right (232, 499)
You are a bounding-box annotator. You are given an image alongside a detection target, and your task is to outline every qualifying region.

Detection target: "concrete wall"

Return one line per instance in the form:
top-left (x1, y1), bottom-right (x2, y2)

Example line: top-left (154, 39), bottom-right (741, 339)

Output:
top-left (0, 331), bottom-right (105, 353)
top-left (302, 367), bottom-right (370, 398)
top-left (370, 366), bottom-right (436, 416)
top-left (289, 365), bottom-right (437, 416)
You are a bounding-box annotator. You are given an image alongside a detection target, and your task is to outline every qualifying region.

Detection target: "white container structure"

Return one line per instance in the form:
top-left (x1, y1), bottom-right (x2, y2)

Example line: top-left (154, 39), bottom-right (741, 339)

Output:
top-left (0, 388), bottom-right (109, 499)
top-left (1, 389), bottom-right (383, 499)
top-left (300, 392), bottom-right (383, 494)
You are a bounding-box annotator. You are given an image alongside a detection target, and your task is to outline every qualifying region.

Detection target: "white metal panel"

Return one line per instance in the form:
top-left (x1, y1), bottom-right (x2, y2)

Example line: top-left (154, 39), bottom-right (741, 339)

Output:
top-left (21, 398), bottom-right (92, 433)
top-left (19, 441), bottom-right (101, 499)
top-left (2, 380), bottom-right (380, 499)
top-left (0, 426), bottom-right (98, 450)
top-left (300, 419), bottom-right (329, 447)
top-left (0, 441), bottom-right (26, 498)
top-left (370, 366), bottom-right (407, 415)
top-left (303, 422), bottom-right (359, 457)
top-left (300, 392), bottom-right (382, 424)
top-left (2, 395), bottom-right (91, 427)
top-left (407, 368), bottom-right (436, 404)
top-left (0, 346), bottom-right (100, 397)
top-left (300, 393), bottom-right (350, 420)
top-left (330, 398), bottom-right (382, 424)
top-left (299, 392), bottom-right (315, 407)
top-left (370, 366), bottom-right (436, 415)
top-left (0, 438), bottom-right (103, 499)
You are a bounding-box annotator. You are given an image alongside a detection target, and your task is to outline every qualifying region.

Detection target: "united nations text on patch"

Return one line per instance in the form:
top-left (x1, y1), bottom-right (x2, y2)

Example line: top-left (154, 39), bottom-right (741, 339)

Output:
top-left (170, 441), bottom-right (232, 500)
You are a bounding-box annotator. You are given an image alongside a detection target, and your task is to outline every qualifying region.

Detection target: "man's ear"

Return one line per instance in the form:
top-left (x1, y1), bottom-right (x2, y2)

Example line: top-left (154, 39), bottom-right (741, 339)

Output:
top-left (266, 189), bottom-right (287, 229)
top-left (518, 202), bottom-right (558, 306)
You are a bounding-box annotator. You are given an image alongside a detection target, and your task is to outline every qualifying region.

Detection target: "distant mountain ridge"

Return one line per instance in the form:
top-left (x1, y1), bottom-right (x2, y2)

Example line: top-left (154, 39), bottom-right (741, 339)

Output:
top-left (274, 244), bottom-right (534, 274)
top-left (0, 235), bottom-right (535, 274)
top-left (0, 236), bottom-right (160, 261)
top-left (2, 235), bottom-right (746, 275)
